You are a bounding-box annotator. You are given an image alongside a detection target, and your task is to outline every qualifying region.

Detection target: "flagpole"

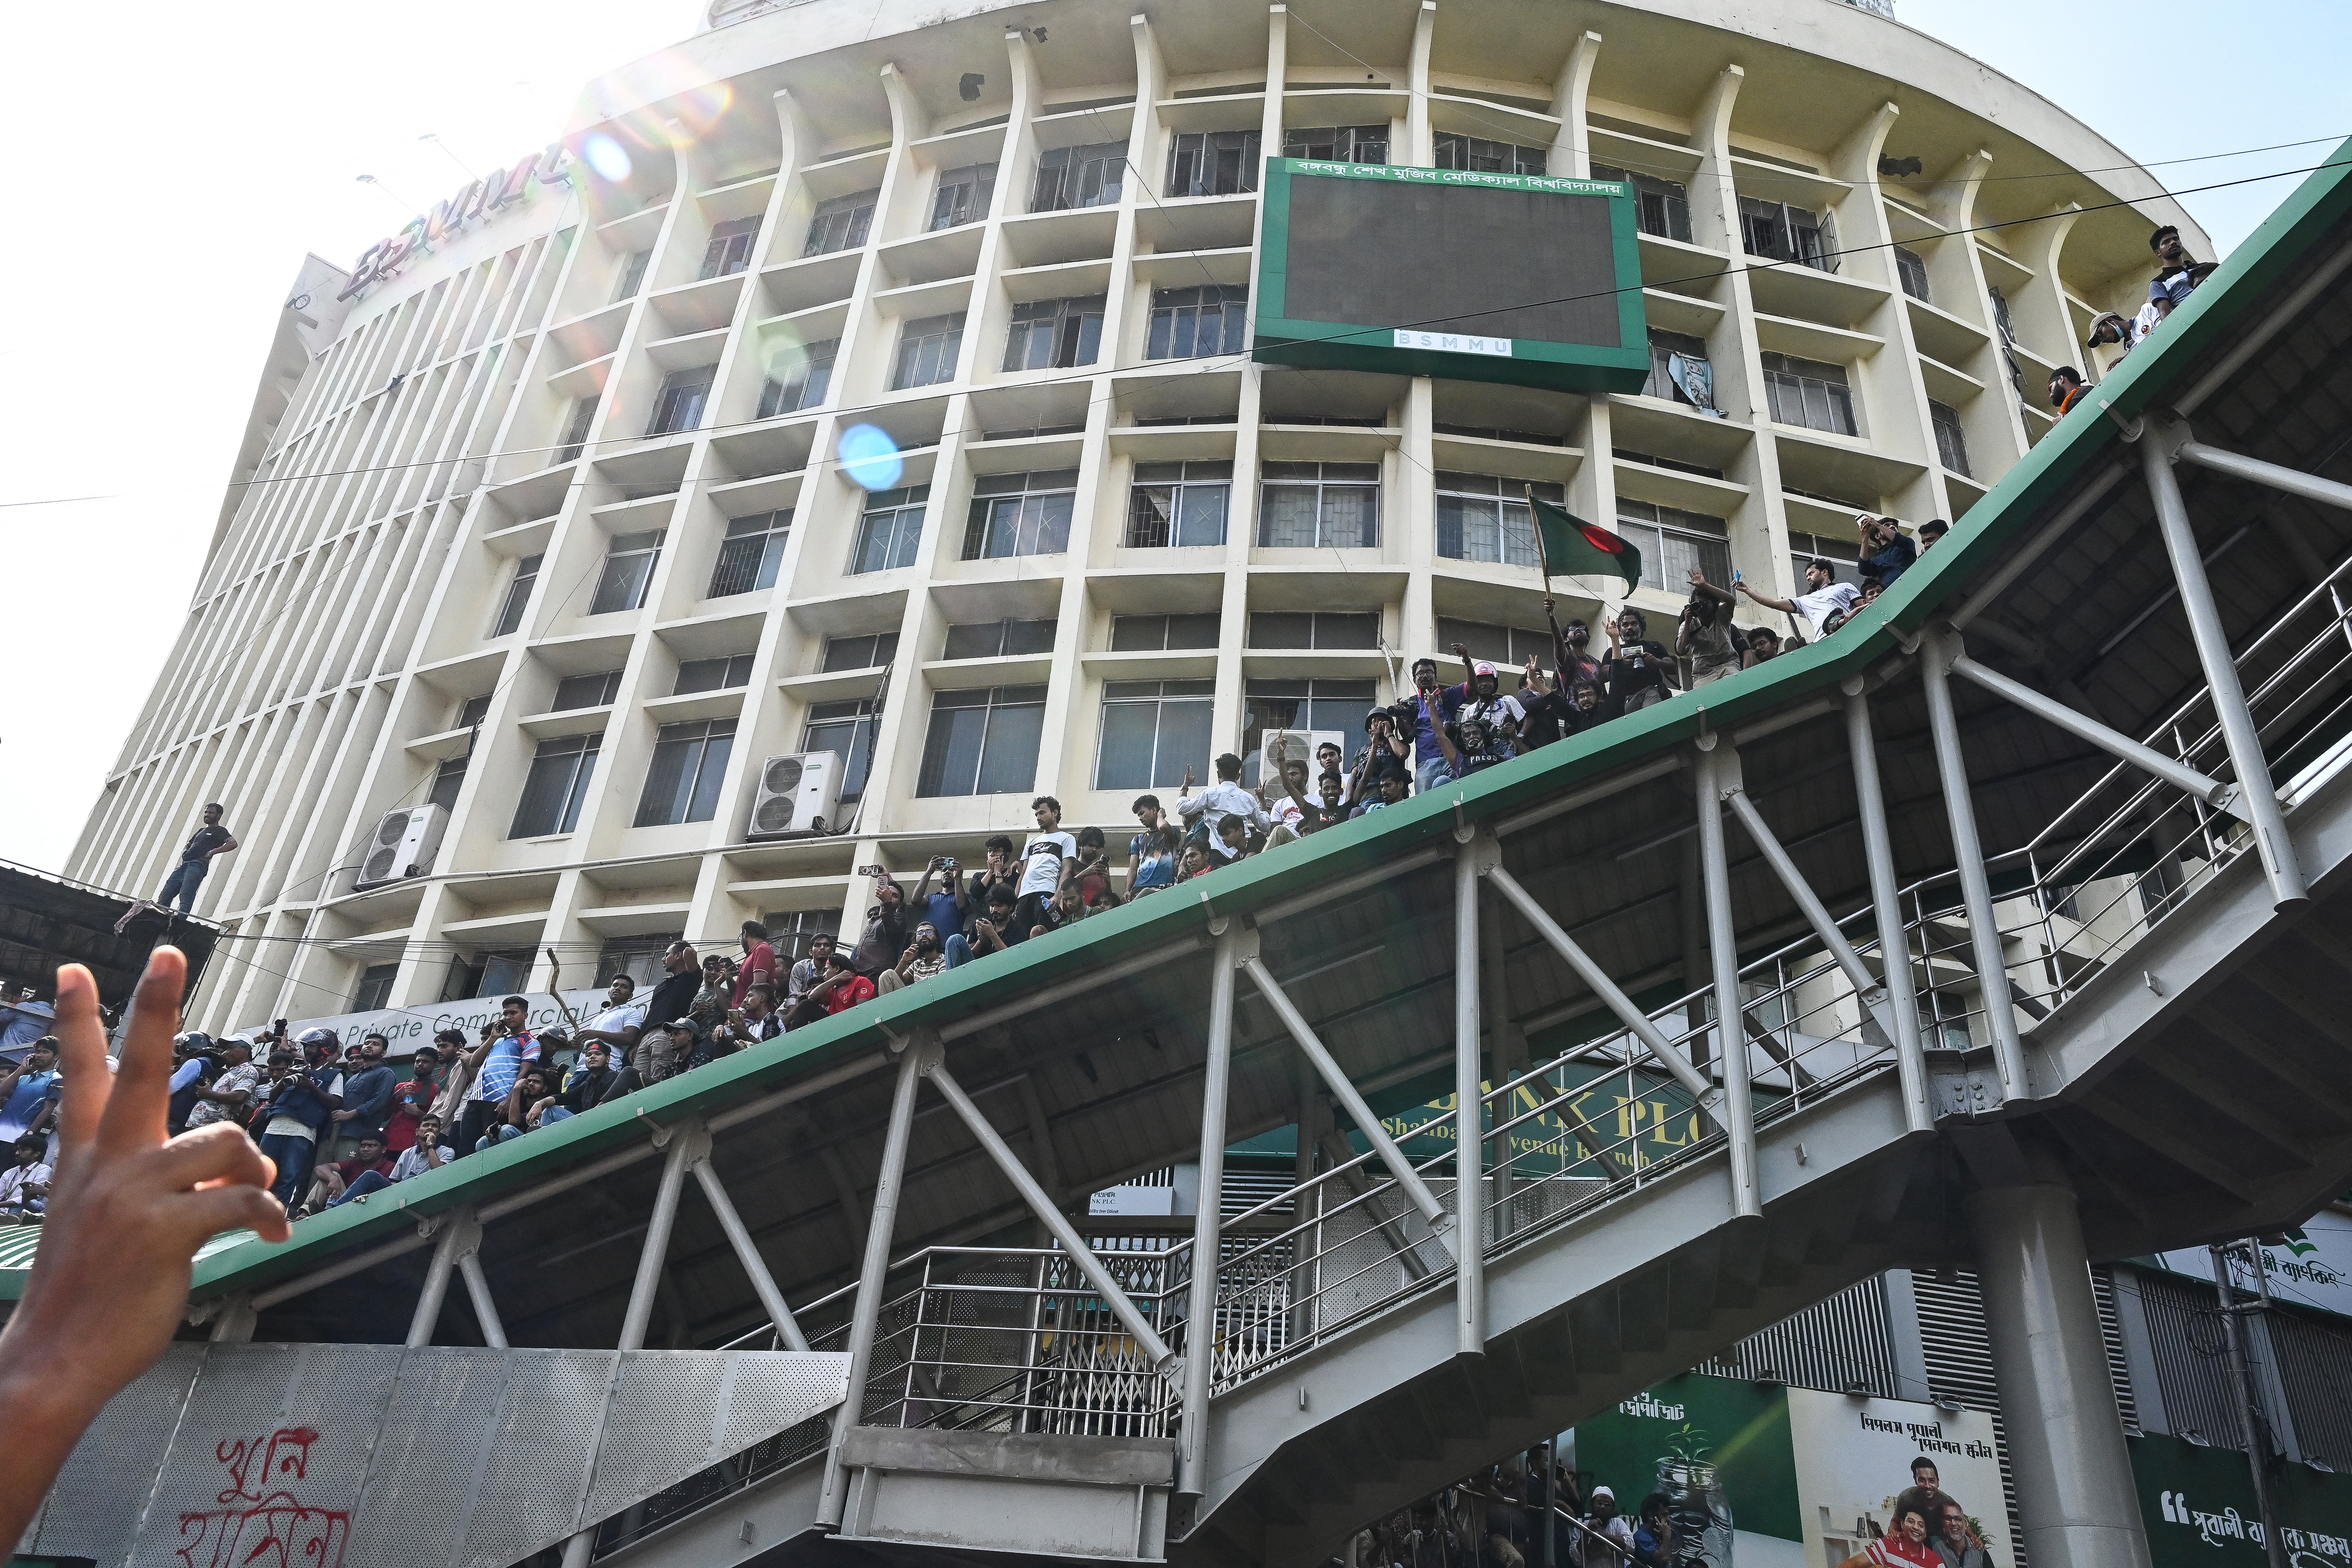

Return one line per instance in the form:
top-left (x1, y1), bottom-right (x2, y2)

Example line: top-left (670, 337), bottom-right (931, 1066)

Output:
top-left (1524, 483), bottom-right (1554, 597)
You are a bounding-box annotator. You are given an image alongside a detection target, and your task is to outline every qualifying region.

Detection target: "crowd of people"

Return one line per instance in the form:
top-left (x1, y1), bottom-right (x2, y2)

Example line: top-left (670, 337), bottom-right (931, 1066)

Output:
top-left (2052, 223), bottom-right (2218, 420)
top-left (1330, 1450), bottom-right (1995, 1568)
top-left (20, 512), bottom-right (1961, 1225)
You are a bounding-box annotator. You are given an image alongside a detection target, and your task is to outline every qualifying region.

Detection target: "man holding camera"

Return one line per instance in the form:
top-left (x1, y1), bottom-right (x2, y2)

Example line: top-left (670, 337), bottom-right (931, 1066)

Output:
top-left (1856, 513), bottom-right (1917, 589)
top-left (910, 855), bottom-right (970, 957)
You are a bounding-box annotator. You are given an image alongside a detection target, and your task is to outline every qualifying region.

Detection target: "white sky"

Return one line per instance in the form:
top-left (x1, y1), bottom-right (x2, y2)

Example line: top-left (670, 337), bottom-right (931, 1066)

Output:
top-left (2, 0), bottom-right (2346, 878)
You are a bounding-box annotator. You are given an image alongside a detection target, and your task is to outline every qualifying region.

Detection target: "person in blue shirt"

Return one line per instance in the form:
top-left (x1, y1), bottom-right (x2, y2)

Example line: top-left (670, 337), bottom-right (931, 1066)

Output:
top-left (1857, 514), bottom-right (1917, 589)
top-left (1128, 796), bottom-right (1180, 896)
top-left (909, 855), bottom-right (971, 962)
top-left (1632, 1492), bottom-right (1676, 1568)
top-left (327, 1034), bottom-right (397, 1157)
top-left (0, 1039), bottom-right (59, 1144)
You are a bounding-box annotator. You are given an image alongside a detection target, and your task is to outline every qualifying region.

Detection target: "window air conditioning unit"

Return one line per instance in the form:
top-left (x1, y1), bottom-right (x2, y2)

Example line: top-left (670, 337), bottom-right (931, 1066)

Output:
top-left (358, 804), bottom-right (448, 889)
top-left (1252, 728), bottom-right (1347, 782)
top-left (748, 752), bottom-right (844, 839)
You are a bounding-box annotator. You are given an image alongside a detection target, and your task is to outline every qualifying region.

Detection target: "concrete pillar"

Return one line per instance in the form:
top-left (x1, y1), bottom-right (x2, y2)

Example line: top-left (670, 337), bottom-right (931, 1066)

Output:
top-left (1965, 1177), bottom-right (2150, 1568)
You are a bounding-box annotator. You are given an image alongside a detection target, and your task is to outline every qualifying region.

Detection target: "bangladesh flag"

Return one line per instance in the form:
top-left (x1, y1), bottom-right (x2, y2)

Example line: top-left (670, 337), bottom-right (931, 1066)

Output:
top-left (1530, 494), bottom-right (1642, 595)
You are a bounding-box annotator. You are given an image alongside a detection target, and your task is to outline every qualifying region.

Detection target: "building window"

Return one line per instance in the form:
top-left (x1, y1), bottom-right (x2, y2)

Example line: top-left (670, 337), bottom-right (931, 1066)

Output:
top-left (1437, 616), bottom-right (1555, 669)
top-left (1895, 246), bottom-right (1931, 303)
top-left (352, 963), bottom-right (398, 1014)
top-left (1095, 679), bottom-right (1214, 790)
top-left (803, 699), bottom-right (880, 800)
top-left (550, 670), bottom-right (623, 711)
top-left (471, 950), bottom-right (536, 1000)
top-left (757, 339), bottom-right (836, 418)
top-left (1761, 352), bottom-right (1858, 437)
top-left (1644, 329), bottom-right (1714, 409)
top-left (1128, 461), bottom-right (1231, 547)
top-left (943, 618), bottom-right (1057, 659)
top-left (1930, 400), bottom-right (1972, 478)
top-left (1004, 295), bottom-right (1106, 371)
top-left (648, 368), bottom-right (713, 436)
top-left (1243, 678), bottom-right (1377, 785)
top-left (557, 398), bottom-right (597, 463)
top-left (1739, 197), bottom-right (1837, 272)
top-left (1612, 501), bottom-right (1730, 592)
top-left (1434, 133), bottom-right (1546, 175)
top-left (893, 312), bottom-right (964, 390)
top-left (822, 632), bottom-right (899, 672)
top-left (427, 752), bottom-right (469, 814)
top-left (1166, 130), bottom-right (1260, 197)
top-left (916, 684), bottom-right (1047, 797)
top-left (700, 217), bottom-right (761, 280)
top-left (635, 718), bottom-right (736, 826)
top-left (1258, 462), bottom-right (1379, 549)
top-left (588, 530), bottom-right (664, 614)
top-left (612, 250), bottom-right (652, 303)
top-left (851, 486), bottom-right (928, 574)
top-left (754, 911), bottom-right (835, 965)
top-left (805, 189), bottom-right (878, 256)
top-left (709, 510), bottom-right (791, 597)
top-left (932, 163), bottom-right (997, 230)
top-left (596, 933), bottom-right (685, 991)
top-left (1110, 613), bottom-right (1220, 651)
top-left (456, 694), bottom-right (493, 729)
top-left (1147, 285), bottom-right (1247, 361)
top-left (510, 733), bottom-right (600, 837)
top-left (1032, 142), bottom-right (1125, 212)
top-left (1435, 473), bottom-right (1563, 568)
top-left (964, 469), bottom-right (1077, 559)
top-left (492, 554), bottom-right (542, 637)
top-left (674, 653), bottom-right (756, 693)
top-left (1282, 125), bottom-right (1388, 164)
top-left (1591, 165), bottom-right (1693, 244)
top-left (1247, 611), bottom-right (1379, 649)
top-left (1786, 532), bottom-right (1867, 589)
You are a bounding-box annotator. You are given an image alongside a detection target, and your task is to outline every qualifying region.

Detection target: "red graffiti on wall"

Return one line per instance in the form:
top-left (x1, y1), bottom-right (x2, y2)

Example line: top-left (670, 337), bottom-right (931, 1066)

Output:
top-left (174, 1427), bottom-right (347, 1568)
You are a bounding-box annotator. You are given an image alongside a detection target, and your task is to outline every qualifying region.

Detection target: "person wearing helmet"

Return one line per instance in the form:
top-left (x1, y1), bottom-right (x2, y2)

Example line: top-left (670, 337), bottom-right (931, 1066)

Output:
top-left (1345, 707), bottom-right (1412, 812)
top-left (256, 1029), bottom-right (345, 1207)
top-left (166, 1033), bottom-right (215, 1135)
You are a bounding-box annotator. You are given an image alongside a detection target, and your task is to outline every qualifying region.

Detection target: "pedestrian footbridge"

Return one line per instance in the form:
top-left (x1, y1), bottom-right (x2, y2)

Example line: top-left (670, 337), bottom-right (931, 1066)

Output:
top-left (20, 142), bottom-right (2352, 1568)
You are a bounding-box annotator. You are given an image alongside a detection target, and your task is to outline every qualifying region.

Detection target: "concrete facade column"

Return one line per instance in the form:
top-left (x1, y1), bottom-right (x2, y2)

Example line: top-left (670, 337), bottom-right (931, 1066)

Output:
top-left (1964, 1175), bottom-right (2151, 1568)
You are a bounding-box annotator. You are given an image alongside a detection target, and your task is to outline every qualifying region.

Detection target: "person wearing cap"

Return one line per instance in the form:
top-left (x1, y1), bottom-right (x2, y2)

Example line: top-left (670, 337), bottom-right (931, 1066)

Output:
top-left (2049, 365), bottom-right (2089, 416)
top-left (2148, 224), bottom-right (2218, 322)
top-left (1345, 707), bottom-right (1413, 812)
top-left (0, 982), bottom-right (54, 1059)
top-left (184, 1037), bottom-right (261, 1133)
top-left (2085, 312), bottom-right (2132, 358)
top-left (256, 1029), bottom-right (345, 1207)
top-left (166, 1035), bottom-right (215, 1135)
top-left (1587, 1485), bottom-right (1637, 1566)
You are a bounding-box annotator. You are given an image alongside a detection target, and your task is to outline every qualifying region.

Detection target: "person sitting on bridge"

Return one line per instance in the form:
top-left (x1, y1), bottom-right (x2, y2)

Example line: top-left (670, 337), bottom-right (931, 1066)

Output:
top-left (784, 931), bottom-right (835, 1012)
top-left (535, 1042), bottom-right (631, 1124)
top-left (292, 1134), bottom-right (391, 1216)
top-left (877, 922), bottom-right (952, 993)
top-left (785, 951), bottom-right (874, 1028)
top-left (968, 887), bottom-right (1020, 957)
top-left (0, 1134), bottom-right (50, 1220)
top-left (474, 1069), bottom-right (549, 1152)
top-left (329, 1114), bottom-right (455, 1206)
top-left (712, 983), bottom-right (783, 1046)
top-left (1434, 710), bottom-right (1513, 782)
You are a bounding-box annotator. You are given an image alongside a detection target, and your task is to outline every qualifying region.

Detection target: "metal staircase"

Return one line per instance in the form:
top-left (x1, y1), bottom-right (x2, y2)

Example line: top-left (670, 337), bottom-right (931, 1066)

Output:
top-left (21, 135), bottom-right (2352, 1568)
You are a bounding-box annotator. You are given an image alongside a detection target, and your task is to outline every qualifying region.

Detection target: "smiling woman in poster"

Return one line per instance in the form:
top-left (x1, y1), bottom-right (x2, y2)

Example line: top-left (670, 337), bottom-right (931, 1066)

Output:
top-left (1840, 1507), bottom-right (1943, 1568)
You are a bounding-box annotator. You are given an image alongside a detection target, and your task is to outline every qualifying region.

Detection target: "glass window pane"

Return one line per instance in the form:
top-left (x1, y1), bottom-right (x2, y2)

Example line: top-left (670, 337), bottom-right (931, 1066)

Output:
top-left (1251, 612), bottom-right (1313, 648)
top-left (1095, 701), bottom-right (1160, 789)
top-left (917, 704), bottom-right (988, 796)
top-left (1165, 613), bottom-right (1220, 648)
top-left (686, 728), bottom-right (733, 822)
top-left (1258, 485), bottom-right (1320, 547)
top-left (1110, 616), bottom-right (1163, 652)
top-left (1175, 483), bottom-right (1228, 546)
top-left (1315, 613), bottom-right (1379, 649)
top-left (976, 700), bottom-right (1044, 795)
top-left (1006, 618), bottom-right (1056, 655)
top-left (1129, 485), bottom-right (1174, 547)
top-left (1321, 486), bottom-right (1378, 548)
top-left (635, 731), bottom-right (694, 826)
top-left (1154, 698), bottom-right (1213, 786)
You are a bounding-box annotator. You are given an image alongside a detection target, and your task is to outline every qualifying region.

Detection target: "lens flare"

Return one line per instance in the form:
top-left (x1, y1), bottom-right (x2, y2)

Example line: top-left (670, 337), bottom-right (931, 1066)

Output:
top-left (582, 133), bottom-right (632, 183)
top-left (839, 424), bottom-right (904, 492)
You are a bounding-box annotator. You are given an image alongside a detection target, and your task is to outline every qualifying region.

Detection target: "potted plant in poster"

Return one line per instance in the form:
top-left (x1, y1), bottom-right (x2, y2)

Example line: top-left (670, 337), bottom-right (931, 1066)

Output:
top-left (1655, 1423), bottom-right (1736, 1568)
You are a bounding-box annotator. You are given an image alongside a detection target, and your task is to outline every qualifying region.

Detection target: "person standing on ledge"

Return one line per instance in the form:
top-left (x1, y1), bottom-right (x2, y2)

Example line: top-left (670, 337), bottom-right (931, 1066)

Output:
top-left (116, 805), bottom-right (239, 931)
top-left (0, 947), bottom-right (289, 1545)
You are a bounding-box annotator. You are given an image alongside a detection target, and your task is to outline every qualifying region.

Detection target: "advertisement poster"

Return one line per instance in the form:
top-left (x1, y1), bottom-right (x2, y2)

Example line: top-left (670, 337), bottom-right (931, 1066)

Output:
top-left (2131, 1432), bottom-right (2352, 1568)
top-left (1573, 1376), bottom-right (2006, 1568)
top-left (231, 990), bottom-right (607, 1061)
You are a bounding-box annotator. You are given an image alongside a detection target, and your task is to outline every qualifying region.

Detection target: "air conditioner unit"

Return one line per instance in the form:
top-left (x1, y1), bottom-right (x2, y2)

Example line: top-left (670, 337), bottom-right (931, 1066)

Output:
top-left (748, 752), bottom-right (845, 839)
top-left (357, 804), bottom-right (448, 890)
top-left (1251, 728), bottom-right (1347, 784)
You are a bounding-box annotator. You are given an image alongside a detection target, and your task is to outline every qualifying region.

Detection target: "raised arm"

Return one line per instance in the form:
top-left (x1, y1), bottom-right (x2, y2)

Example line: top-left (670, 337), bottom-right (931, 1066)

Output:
top-left (1735, 579), bottom-right (1799, 616)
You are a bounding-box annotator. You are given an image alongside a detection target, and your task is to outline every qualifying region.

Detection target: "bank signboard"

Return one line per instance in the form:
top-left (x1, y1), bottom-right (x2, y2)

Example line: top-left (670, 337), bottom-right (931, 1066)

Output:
top-left (228, 991), bottom-right (607, 1060)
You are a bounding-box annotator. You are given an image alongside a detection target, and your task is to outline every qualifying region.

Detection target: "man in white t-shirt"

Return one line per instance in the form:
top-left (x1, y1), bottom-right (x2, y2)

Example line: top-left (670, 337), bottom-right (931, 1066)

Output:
top-left (1738, 557), bottom-right (1860, 641)
top-left (572, 974), bottom-right (647, 1069)
top-left (1012, 795), bottom-right (1078, 944)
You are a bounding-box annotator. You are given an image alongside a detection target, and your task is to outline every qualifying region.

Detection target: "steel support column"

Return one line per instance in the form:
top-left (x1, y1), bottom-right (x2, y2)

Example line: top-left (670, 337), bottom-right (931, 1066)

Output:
top-left (455, 1251), bottom-right (508, 1349)
top-left (1242, 956), bottom-right (1455, 1243)
top-left (1966, 1175), bottom-right (2151, 1568)
top-left (1178, 925), bottom-right (1244, 1497)
top-left (1844, 683), bottom-right (1934, 1133)
top-left (1945, 647), bottom-right (2240, 814)
top-left (1693, 742), bottom-right (1761, 1220)
top-left (1484, 864), bottom-right (1729, 1126)
top-left (405, 1208), bottom-right (477, 1347)
top-left (1454, 833), bottom-right (1485, 1356)
top-left (2141, 423), bottom-right (2307, 906)
top-left (1721, 784), bottom-right (1901, 1048)
top-left (818, 1037), bottom-right (927, 1529)
top-left (2175, 437), bottom-right (2352, 515)
top-left (1919, 626), bottom-right (2032, 1103)
top-left (926, 1057), bottom-right (1175, 1366)
top-left (690, 1155), bottom-right (810, 1351)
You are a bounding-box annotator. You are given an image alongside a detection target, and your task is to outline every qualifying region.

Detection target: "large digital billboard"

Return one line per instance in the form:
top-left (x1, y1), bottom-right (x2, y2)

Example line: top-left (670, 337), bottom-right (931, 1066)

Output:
top-left (1252, 158), bottom-right (1649, 393)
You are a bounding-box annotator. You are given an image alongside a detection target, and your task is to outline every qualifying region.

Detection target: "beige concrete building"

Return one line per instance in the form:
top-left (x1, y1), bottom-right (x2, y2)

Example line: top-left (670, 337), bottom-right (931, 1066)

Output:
top-left (68, 0), bottom-right (2208, 1034)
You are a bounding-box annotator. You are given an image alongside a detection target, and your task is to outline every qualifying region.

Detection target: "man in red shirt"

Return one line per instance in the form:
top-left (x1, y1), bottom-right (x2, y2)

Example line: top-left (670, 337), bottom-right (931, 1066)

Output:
top-left (294, 1135), bottom-right (393, 1217)
top-left (732, 920), bottom-right (777, 1007)
top-left (786, 951), bottom-right (876, 1028)
top-left (380, 1045), bottom-right (442, 1154)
